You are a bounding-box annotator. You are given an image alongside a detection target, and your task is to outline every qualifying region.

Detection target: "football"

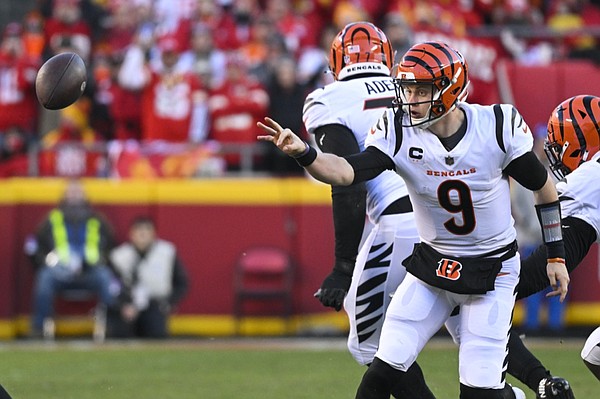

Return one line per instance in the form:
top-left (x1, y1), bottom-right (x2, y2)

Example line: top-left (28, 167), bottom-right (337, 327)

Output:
top-left (35, 52), bottom-right (87, 110)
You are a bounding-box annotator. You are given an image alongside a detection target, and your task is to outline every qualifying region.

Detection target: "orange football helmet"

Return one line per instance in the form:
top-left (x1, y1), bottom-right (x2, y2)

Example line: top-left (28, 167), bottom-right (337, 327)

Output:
top-left (329, 21), bottom-right (394, 81)
top-left (545, 95), bottom-right (600, 179)
top-left (395, 41), bottom-right (469, 128)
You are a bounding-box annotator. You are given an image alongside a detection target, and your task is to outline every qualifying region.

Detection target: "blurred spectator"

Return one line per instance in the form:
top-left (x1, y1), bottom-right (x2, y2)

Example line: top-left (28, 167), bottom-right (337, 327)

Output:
top-left (387, 0), bottom-right (469, 37)
top-left (261, 56), bottom-right (306, 175)
top-left (107, 216), bottom-right (189, 339)
top-left (208, 53), bottom-right (268, 171)
top-left (239, 15), bottom-right (277, 84)
top-left (230, 0), bottom-right (261, 46)
top-left (547, 0), bottom-right (600, 64)
top-left (331, 1), bottom-right (369, 31)
top-left (297, 23), bottom-right (336, 90)
top-left (101, 1), bottom-right (139, 58)
top-left (332, 0), bottom-right (388, 23)
top-left (247, 31), bottom-right (291, 87)
top-left (38, 0), bottom-right (109, 45)
top-left (265, 0), bottom-right (315, 55)
top-left (0, 22), bottom-right (41, 131)
top-left (0, 22), bottom-right (41, 162)
top-left (88, 48), bottom-right (116, 140)
top-left (186, 23), bottom-right (227, 89)
top-left (38, 98), bottom-right (107, 177)
top-left (490, 0), bottom-right (545, 27)
top-left (22, 11), bottom-right (46, 60)
top-left (26, 179), bottom-right (116, 338)
top-left (42, 0), bottom-right (93, 62)
top-left (194, 0), bottom-right (241, 51)
top-left (382, 11), bottom-right (414, 63)
top-left (109, 53), bottom-right (144, 142)
top-left (0, 127), bottom-right (30, 177)
top-left (117, 35), bottom-right (209, 143)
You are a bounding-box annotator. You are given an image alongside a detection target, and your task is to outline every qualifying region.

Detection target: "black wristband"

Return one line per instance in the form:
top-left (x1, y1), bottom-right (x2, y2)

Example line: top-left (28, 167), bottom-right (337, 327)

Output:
top-left (294, 142), bottom-right (318, 167)
top-left (535, 200), bottom-right (562, 243)
top-left (545, 240), bottom-right (566, 259)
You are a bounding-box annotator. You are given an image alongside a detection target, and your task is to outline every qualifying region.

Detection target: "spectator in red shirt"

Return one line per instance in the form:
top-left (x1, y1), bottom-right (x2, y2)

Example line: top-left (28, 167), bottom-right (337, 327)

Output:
top-left (208, 52), bottom-right (268, 171)
top-left (194, 0), bottom-right (241, 51)
top-left (265, 0), bottom-right (315, 55)
top-left (0, 22), bottom-right (41, 177)
top-left (38, 98), bottom-right (106, 177)
top-left (117, 35), bottom-right (208, 143)
top-left (43, 0), bottom-right (93, 61)
top-left (0, 23), bottom-right (41, 135)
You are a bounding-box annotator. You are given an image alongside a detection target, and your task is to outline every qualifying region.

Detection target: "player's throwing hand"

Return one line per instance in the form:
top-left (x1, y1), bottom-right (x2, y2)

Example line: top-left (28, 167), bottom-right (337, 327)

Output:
top-left (257, 117), bottom-right (307, 157)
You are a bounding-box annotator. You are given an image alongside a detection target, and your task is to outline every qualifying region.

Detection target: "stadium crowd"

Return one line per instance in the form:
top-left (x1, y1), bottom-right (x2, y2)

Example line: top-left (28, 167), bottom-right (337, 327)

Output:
top-left (0, 0), bottom-right (600, 178)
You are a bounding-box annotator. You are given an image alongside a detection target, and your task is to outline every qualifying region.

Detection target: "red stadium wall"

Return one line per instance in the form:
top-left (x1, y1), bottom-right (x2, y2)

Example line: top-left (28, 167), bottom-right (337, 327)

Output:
top-left (1, 174), bottom-right (599, 338)
top-left (499, 60), bottom-right (600, 133)
top-left (0, 178), bottom-right (349, 338)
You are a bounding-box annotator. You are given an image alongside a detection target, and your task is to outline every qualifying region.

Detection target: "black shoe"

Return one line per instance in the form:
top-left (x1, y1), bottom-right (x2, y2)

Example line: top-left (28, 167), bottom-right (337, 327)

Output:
top-left (537, 377), bottom-right (575, 399)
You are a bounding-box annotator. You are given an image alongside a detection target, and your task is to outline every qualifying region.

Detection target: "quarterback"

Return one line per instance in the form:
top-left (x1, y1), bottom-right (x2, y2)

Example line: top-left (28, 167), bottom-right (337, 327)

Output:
top-left (259, 41), bottom-right (569, 399)
top-left (304, 21), bottom-right (433, 398)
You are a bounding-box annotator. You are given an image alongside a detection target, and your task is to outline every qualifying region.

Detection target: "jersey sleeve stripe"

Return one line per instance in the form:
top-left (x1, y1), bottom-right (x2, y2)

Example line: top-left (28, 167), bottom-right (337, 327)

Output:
top-left (493, 104), bottom-right (506, 153)
top-left (303, 99), bottom-right (324, 114)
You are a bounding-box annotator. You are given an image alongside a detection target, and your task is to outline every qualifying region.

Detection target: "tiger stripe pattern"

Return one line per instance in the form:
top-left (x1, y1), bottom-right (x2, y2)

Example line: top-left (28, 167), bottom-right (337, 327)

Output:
top-left (545, 95), bottom-right (600, 179)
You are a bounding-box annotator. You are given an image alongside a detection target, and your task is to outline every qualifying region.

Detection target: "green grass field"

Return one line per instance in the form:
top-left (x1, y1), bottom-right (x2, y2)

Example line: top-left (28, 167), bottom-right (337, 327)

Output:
top-left (0, 336), bottom-right (594, 398)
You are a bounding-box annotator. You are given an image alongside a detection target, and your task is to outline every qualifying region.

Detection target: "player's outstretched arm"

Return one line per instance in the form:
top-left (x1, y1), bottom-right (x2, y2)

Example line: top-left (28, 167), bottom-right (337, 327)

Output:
top-left (257, 117), bottom-right (355, 185)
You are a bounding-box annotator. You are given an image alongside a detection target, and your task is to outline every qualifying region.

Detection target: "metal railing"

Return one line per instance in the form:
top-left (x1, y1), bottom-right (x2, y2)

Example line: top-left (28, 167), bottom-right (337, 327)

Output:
top-left (26, 140), bottom-right (270, 178)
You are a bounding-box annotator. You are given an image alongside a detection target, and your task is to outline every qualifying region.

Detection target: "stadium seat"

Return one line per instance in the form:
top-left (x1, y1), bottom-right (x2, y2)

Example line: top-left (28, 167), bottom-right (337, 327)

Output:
top-left (42, 288), bottom-right (106, 343)
top-left (233, 246), bottom-right (294, 335)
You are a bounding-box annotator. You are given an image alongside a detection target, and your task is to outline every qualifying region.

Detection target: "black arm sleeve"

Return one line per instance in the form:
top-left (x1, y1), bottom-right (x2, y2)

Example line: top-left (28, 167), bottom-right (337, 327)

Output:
top-left (345, 146), bottom-right (396, 184)
top-left (517, 216), bottom-right (597, 299)
top-left (169, 254), bottom-right (190, 306)
top-left (504, 151), bottom-right (548, 191)
top-left (314, 124), bottom-right (367, 265)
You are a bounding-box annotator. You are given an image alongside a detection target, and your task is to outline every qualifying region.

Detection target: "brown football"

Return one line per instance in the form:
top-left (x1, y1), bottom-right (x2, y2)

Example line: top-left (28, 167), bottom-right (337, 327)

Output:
top-left (35, 52), bottom-right (87, 110)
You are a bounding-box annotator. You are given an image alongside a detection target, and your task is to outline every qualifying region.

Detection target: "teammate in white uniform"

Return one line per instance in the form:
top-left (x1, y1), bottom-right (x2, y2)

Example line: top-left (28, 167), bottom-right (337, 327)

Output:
top-left (304, 22), bottom-right (434, 398)
top-left (507, 95), bottom-right (600, 392)
top-left (258, 41), bottom-right (570, 399)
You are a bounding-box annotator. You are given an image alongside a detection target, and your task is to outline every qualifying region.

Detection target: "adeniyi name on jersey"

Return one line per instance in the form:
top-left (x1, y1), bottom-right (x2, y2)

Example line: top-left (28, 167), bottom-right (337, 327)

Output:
top-left (365, 103), bottom-right (534, 256)
top-left (557, 151), bottom-right (600, 243)
top-left (303, 76), bottom-right (408, 223)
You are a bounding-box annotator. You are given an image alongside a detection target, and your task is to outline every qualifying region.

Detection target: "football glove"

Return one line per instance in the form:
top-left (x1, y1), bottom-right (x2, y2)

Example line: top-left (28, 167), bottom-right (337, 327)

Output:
top-left (314, 260), bottom-right (354, 311)
top-left (537, 377), bottom-right (575, 399)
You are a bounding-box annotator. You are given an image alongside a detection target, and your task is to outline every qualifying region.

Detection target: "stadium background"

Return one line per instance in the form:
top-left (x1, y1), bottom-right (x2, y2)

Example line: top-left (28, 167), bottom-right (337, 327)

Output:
top-left (1, 0), bottom-right (600, 339)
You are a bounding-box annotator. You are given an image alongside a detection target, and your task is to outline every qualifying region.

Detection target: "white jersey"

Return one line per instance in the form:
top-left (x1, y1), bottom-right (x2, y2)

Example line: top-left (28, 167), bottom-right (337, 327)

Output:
top-left (366, 102), bottom-right (534, 256)
top-left (303, 76), bottom-right (409, 223)
top-left (557, 151), bottom-right (600, 242)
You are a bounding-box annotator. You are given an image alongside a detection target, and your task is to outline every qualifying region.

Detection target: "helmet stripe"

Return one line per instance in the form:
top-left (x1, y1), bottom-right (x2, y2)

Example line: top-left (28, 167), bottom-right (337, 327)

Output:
top-left (331, 22), bottom-right (392, 78)
top-left (582, 95), bottom-right (600, 144)
top-left (403, 56), bottom-right (436, 78)
top-left (569, 97), bottom-right (588, 154)
top-left (350, 26), bottom-right (373, 63)
top-left (428, 42), bottom-right (456, 76)
top-left (556, 102), bottom-right (566, 142)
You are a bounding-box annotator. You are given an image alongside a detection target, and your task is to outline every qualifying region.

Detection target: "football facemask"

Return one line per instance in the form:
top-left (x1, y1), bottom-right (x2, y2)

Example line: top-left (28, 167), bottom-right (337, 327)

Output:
top-left (395, 41), bottom-right (469, 129)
